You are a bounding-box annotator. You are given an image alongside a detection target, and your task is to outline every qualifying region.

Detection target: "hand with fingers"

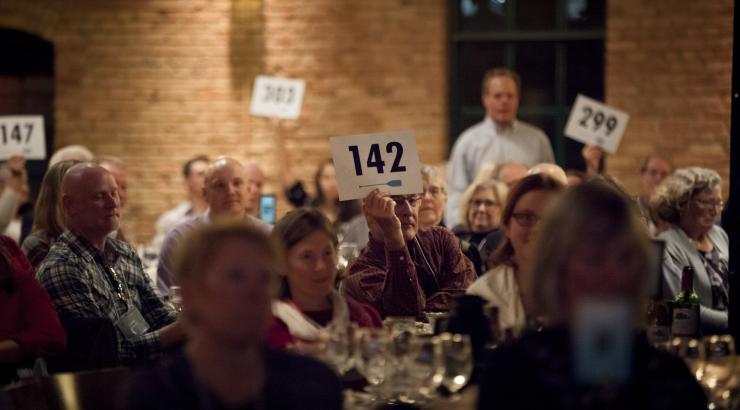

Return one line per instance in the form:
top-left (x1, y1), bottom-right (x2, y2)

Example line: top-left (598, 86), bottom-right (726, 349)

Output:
top-left (581, 144), bottom-right (603, 176)
top-left (363, 189), bottom-right (405, 251)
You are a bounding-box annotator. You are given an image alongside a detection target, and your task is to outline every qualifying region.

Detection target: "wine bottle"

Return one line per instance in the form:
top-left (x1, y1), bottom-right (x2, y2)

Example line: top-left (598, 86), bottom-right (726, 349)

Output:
top-left (671, 266), bottom-right (700, 337)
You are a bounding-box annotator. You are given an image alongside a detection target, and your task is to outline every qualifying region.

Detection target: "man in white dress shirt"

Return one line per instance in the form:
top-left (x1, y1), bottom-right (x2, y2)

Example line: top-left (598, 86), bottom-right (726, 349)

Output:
top-left (446, 68), bottom-right (554, 226)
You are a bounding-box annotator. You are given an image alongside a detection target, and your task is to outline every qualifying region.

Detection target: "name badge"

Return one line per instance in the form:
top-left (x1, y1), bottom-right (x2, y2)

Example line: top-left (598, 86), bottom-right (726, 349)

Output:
top-left (115, 307), bottom-right (150, 341)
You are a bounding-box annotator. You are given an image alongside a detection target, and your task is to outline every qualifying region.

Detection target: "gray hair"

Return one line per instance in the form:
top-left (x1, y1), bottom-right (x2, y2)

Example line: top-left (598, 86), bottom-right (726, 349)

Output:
top-left (458, 179), bottom-right (508, 228)
top-left (49, 145), bottom-right (94, 168)
top-left (421, 165), bottom-right (446, 191)
top-left (650, 167), bottom-right (722, 225)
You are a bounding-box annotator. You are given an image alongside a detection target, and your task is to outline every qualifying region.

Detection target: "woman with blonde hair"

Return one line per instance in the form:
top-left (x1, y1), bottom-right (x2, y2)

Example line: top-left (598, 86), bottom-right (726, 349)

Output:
top-left (21, 160), bottom-right (80, 268)
top-left (126, 220), bottom-right (342, 409)
top-left (453, 179), bottom-right (508, 274)
top-left (651, 167), bottom-right (728, 334)
top-left (477, 181), bottom-right (706, 410)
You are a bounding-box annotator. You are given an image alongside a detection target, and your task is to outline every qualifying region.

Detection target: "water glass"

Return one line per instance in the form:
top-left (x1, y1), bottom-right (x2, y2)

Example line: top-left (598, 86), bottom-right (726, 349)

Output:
top-left (439, 333), bottom-right (473, 394)
top-left (354, 328), bottom-right (391, 387)
top-left (702, 335), bottom-right (736, 409)
top-left (169, 286), bottom-right (183, 313)
top-left (668, 337), bottom-right (706, 382)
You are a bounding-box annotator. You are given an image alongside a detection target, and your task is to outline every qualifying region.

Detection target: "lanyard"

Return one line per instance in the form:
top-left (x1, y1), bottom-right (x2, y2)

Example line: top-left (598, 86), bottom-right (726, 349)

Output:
top-left (94, 253), bottom-right (131, 306)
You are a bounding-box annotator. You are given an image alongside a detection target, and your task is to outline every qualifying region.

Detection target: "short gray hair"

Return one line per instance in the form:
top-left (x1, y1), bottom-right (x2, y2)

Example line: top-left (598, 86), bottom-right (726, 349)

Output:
top-left (650, 167), bottom-right (722, 224)
top-left (421, 165), bottom-right (446, 191)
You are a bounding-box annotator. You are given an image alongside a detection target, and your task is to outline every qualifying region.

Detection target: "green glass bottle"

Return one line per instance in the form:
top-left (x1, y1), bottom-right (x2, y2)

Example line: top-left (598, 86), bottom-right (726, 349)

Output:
top-left (671, 266), bottom-right (700, 337)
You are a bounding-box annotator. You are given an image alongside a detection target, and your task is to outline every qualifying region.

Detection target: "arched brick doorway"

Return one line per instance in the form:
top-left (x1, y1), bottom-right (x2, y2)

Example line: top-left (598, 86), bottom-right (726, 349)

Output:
top-left (0, 28), bottom-right (53, 239)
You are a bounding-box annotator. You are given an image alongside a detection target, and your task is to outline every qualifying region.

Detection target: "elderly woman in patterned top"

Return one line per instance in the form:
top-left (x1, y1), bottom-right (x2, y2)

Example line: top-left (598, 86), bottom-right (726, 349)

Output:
top-left (651, 167), bottom-right (729, 334)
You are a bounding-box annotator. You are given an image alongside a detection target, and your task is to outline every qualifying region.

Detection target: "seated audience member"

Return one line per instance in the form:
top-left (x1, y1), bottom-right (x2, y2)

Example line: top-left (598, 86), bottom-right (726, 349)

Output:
top-left (0, 160), bottom-right (30, 243)
top-left (37, 163), bottom-right (184, 365)
top-left (492, 161), bottom-right (528, 188)
top-left (0, 156), bottom-right (27, 236)
top-left (244, 160), bottom-right (266, 217)
top-left (158, 157), bottom-right (271, 296)
top-left (340, 164), bottom-right (447, 250)
top-left (22, 160), bottom-right (80, 268)
top-left (98, 156), bottom-right (135, 243)
top-left (639, 155), bottom-right (673, 235)
top-left (0, 236), bottom-right (66, 384)
top-left (285, 159), bottom-right (361, 227)
top-left (152, 155), bottom-right (209, 249)
top-left (342, 189), bottom-right (476, 318)
top-left (651, 167), bottom-right (729, 334)
top-left (125, 221), bottom-right (343, 410)
top-left (478, 181), bottom-right (707, 410)
top-left (48, 145), bottom-right (94, 167)
top-left (418, 165), bottom-right (448, 229)
top-left (453, 180), bottom-right (508, 274)
top-left (467, 174), bottom-right (563, 334)
top-left (528, 162), bottom-right (568, 185)
top-left (268, 208), bottom-right (381, 349)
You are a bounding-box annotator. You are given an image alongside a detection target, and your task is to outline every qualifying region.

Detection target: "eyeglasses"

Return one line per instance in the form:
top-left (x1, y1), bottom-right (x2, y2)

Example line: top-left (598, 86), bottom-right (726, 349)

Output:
top-left (511, 211), bottom-right (540, 228)
top-left (423, 186), bottom-right (445, 197)
top-left (470, 199), bottom-right (499, 208)
top-left (390, 194), bottom-right (422, 208)
top-left (693, 198), bottom-right (724, 210)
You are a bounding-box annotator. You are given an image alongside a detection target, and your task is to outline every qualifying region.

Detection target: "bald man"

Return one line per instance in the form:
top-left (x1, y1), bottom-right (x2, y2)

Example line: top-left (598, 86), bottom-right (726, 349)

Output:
top-left (157, 157), bottom-right (272, 296)
top-left (36, 163), bottom-right (184, 364)
top-left (243, 161), bottom-right (266, 217)
top-left (529, 163), bottom-right (568, 186)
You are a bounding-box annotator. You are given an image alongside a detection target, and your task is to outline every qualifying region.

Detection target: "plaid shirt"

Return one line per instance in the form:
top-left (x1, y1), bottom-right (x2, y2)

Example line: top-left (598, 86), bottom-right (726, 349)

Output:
top-left (37, 230), bottom-right (176, 363)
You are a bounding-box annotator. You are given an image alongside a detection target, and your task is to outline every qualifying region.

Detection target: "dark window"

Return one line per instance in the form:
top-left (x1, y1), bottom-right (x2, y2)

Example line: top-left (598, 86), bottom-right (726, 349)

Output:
top-left (449, 0), bottom-right (606, 170)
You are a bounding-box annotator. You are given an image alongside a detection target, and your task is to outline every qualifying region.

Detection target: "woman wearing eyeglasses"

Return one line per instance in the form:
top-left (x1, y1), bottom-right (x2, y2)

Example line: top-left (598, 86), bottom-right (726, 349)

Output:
top-left (467, 174), bottom-right (564, 334)
top-left (452, 180), bottom-right (508, 274)
top-left (651, 167), bottom-right (729, 334)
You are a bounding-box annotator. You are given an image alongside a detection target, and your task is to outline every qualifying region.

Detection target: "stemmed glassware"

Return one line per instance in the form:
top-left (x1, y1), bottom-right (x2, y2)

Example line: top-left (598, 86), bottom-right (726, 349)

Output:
top-left (702, 335), bottom-right (736, 409)
top-left (439, 333), bottom-right (473, 395)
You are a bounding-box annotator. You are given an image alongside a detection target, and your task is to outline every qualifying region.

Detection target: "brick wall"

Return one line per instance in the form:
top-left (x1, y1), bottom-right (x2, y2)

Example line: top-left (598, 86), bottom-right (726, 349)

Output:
top-left (606, 0), bottom-right (733, 194)
top-left (0, 0), bottom-right (448, 243)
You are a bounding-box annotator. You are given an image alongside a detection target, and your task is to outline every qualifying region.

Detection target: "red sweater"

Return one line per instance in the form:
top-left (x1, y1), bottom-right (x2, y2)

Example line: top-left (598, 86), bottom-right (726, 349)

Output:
top-left (0, 236), bottom-right (66, 357)
top-left (268, 297), bottom-right (382, 350)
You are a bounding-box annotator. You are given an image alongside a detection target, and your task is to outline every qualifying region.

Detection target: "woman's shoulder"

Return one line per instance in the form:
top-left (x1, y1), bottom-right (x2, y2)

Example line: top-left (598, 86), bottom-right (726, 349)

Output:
top-left (467, 264), bottom-right (515, 296)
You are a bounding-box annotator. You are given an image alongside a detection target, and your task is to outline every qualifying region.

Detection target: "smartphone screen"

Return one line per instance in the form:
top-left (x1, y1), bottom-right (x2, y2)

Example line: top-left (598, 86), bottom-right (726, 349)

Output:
top-left (259, 195), bottom-right (276, 224)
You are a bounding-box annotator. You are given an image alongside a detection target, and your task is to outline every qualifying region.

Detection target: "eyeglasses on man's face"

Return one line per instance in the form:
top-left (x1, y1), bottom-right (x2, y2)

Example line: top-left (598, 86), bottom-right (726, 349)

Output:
top-left (390, 194), bottom-right (422, 208)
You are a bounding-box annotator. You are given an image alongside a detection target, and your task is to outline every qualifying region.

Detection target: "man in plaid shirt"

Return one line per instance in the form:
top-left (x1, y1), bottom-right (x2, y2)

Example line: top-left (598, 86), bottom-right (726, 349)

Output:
top-left (37, 163), bottom-right (185, 364)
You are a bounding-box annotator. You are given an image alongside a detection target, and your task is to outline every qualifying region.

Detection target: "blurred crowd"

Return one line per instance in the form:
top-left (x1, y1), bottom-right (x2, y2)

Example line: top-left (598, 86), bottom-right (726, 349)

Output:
top-left (0, 67), bottom-right (727, 410)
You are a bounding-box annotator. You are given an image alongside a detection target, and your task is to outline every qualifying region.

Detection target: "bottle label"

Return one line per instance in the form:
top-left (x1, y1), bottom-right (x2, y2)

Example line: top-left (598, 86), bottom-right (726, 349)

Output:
top-left (648, 324), bottom-right (671, 343)
top-left (671, 307), bottom-right (698, 336)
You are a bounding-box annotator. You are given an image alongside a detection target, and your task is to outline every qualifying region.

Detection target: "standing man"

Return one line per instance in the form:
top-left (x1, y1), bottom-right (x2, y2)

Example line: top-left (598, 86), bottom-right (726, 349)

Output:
top-left (446, 68), bottom-right (554, 226)
top-left (37, 163), bottom-right (184, 364)
top-left (157, 157), bottom-right (272, 296)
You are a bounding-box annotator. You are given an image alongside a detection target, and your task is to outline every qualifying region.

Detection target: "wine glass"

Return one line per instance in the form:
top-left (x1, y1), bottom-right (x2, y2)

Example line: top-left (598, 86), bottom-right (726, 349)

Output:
top-left (404, 335), bottom-right (444, 403)
top-left (702, 335), bottom-right (736, 409)
top-left (668, 337), bottom-right (706, 382)
top-left (439, 333), bottom-right (473, 395)
top-left (336, 243), bottom-right (359, 271)
top-left (354, 328), bottom-right (391, 389)
top-left (168, 286), bottom-right (183, 313)
top-left (317, 325), bottom-right (354, 375)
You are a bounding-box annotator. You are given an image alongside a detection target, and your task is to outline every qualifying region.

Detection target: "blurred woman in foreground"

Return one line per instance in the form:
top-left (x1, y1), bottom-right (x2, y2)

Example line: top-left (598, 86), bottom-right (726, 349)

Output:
top-left (477, 181), bottom-right (706, 410)
top-left (126, 222), bottom-right (342, 409)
